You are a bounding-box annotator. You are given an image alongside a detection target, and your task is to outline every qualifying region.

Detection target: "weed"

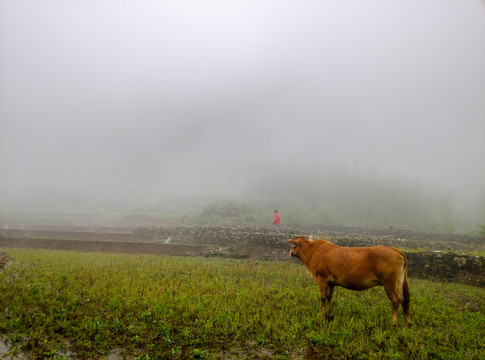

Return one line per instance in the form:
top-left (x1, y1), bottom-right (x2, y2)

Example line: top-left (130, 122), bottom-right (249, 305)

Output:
top-left (0, 248), bottom-right (483, 359)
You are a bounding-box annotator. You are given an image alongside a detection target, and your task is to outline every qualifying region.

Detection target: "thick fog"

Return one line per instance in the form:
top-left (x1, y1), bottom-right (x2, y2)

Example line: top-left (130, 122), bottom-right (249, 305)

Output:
top-left (1, 1), bottom-right (484, 228)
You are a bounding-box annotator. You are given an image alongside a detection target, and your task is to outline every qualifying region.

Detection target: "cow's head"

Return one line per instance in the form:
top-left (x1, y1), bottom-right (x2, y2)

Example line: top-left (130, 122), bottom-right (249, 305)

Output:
top-left (286, 237), bottom-right (310, 257)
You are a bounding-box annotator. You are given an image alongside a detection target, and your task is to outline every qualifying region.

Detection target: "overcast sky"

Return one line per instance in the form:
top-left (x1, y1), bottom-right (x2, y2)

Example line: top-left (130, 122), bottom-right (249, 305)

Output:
top-left (1, 1), bottom-right (484, 208)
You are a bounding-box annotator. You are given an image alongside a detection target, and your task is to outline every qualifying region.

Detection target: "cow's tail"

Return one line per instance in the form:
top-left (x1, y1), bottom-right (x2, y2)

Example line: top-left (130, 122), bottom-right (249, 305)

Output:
top-left (401, 252), bottom-right (410, 312)
top-left (393, 249), bottom-right (409, 305)
top-left (391, 248), bottom-right (411, 324)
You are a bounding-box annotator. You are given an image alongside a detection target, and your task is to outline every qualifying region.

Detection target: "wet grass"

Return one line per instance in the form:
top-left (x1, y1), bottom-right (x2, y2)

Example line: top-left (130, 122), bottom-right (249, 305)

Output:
top-left (0, 248), bottom-right (484, 359)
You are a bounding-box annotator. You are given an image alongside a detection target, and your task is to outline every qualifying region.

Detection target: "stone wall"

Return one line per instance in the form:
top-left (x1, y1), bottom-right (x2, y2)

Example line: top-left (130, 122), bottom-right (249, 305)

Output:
top-left (406, 251), bottom-right (485, 287)
top-left (135, 226), bottom-right (485, 287)
top-left (134, 225), bottom-right (288, 246)
top-left (135, 225), bottom-right (485, 251)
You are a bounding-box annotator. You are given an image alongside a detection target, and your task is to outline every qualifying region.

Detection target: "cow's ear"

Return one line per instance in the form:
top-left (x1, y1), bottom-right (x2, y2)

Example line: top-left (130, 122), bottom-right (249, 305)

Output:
top-left (286, 238), bottom-right (297, 245)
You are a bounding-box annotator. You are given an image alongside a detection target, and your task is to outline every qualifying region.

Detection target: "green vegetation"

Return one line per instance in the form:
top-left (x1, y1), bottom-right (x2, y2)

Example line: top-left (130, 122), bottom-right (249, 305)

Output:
top-left (246, 162), bottom-right (463, 233)
top-left (0, 248), bottom-right (484, 359)
top-left (478, 224), bottom-right (485, 239)
top-left (196, 200), bottom-right (266, 226)
top-left (476, 192), bottom-right (485, 238)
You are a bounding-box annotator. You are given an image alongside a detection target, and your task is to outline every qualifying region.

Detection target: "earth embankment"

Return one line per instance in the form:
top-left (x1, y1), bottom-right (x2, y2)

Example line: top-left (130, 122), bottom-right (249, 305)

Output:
top-left (1, 225), bottom-right (484, 287)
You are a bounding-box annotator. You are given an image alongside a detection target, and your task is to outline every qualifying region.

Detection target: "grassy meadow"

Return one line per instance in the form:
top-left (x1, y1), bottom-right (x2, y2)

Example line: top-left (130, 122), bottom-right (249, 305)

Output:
top-left (0, 248), bottom-right (483, 359)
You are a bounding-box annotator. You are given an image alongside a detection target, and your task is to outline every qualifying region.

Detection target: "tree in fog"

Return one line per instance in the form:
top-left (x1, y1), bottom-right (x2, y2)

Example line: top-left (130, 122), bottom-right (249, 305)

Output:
top-left (478, 192), bottom-right (485, 238)
top-left (439, 191), bottom-right (457, 234)
top-left (246, 161), bottom-right (455, 232)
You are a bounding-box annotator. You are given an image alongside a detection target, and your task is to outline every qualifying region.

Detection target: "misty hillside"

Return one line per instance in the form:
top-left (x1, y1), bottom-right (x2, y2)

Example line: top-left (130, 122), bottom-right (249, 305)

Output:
top-left (1, 161), bottom-right (482, 235)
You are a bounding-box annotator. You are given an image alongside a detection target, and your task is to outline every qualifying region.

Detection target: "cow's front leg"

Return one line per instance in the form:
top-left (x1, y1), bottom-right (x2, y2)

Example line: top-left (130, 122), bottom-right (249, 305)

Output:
top-left (317, 276), bottom-right (332, 314)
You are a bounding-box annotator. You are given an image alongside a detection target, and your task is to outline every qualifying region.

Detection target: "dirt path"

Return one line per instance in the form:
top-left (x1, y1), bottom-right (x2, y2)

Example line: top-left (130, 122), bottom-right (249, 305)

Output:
top-left (0, 237), bottom-right (206, 257)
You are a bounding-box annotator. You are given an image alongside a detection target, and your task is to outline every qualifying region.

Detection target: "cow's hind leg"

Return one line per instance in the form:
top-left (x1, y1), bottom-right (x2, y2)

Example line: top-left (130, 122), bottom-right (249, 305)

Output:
top-left (326, 284), bottom-right (334, 303)
top-left (383, 284), bottom-right (400, 326)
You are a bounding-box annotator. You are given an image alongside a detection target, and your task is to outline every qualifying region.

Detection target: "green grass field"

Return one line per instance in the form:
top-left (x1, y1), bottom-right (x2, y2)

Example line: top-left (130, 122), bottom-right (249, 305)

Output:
top-left (0, 248), bottom-right (483, 359)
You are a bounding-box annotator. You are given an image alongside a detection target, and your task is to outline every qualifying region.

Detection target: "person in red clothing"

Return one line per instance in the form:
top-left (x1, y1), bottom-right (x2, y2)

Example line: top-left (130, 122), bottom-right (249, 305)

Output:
top-left (273, 210), bottom-right (281, 233)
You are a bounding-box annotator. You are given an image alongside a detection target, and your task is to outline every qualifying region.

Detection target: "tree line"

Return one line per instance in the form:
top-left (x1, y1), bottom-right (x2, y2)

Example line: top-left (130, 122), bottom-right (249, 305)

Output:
top-left (243, 162), bottom-right (462, 233)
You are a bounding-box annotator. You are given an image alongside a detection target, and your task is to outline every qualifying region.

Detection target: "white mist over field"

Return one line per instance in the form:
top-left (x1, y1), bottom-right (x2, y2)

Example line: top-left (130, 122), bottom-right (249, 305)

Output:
top-left (1, 1), bottom-right (484, 230)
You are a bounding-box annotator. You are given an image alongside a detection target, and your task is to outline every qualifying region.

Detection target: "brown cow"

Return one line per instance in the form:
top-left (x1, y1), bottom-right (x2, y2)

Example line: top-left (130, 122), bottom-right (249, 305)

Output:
top-left (287, 237), bottom-right (411, 326)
